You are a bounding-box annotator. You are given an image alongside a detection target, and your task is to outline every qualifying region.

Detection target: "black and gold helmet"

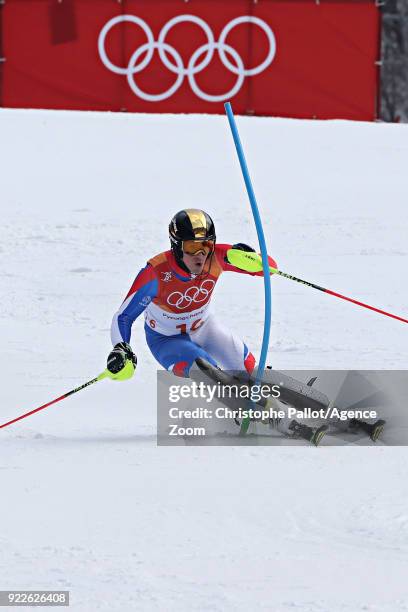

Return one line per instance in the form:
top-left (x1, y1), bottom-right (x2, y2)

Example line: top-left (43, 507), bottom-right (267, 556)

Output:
top-left (169, 209), bottom-right (216, 269)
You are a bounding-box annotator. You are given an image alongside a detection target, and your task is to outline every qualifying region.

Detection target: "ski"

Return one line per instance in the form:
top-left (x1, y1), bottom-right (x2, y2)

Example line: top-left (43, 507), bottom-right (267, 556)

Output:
top-left (288, 421), bottom-right (329, 447)
top-left (193, 358), bottom-right (331, 445)
top-left (348, 418), bottom-right (386, 442)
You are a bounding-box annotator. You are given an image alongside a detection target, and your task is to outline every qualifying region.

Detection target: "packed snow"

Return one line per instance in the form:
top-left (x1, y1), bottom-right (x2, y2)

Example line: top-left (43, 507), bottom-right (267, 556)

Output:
top-left (0, 108), bottom-right (407, 611)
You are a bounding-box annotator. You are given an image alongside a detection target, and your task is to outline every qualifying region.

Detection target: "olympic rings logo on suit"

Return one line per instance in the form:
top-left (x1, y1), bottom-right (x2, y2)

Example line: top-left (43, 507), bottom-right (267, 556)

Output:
top-left (98, 14), bottom-right (276, 102)
top-left (167, 280), bottom-right (215, 309)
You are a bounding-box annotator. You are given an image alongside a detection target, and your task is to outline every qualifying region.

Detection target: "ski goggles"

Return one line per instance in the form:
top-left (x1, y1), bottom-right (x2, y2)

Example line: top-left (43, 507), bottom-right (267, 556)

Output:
top-left (182, 239), bottom-right (215, 256)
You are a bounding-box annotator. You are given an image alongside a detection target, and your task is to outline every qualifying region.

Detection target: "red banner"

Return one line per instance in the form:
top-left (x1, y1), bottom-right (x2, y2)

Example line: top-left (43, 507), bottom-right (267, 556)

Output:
top-left (0, 3), bottom-right (4, 106)
top-left (1, 0), bottom-right (380, 120)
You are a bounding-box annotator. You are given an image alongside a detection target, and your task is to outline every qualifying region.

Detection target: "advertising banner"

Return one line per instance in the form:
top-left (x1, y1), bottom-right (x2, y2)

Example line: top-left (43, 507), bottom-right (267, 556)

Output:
top-left (1, 0), bottom-right (380, 120)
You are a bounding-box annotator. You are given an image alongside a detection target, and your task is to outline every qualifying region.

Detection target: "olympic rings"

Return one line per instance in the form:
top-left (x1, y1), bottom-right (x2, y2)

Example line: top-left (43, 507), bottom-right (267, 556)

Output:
top-left (188, 43), bottom-right (245, 103)
top-left (98, 14), bottom-right (276, 102)
top-left (127, 42), bottom-right (184, 102)
top-left (98, 15), bottom-right (155, 75)
top-left (218, 16), bottom-right (276, 76)
top-left (158, 15), bottom-right (215, 76)
top-left (167, 280), bottom-right (215, 310)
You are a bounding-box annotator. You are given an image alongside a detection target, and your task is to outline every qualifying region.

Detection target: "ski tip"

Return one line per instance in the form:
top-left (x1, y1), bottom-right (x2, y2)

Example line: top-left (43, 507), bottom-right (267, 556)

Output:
top-left (371, 419), bottom-right (386, 442)
top-left (312, 424), bottom-right (329, 447)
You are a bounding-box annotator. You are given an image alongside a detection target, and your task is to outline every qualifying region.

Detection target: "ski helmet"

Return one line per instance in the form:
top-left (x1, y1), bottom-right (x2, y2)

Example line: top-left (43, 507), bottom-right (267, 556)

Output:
top-left (169, 209), bottom-right (216, 271)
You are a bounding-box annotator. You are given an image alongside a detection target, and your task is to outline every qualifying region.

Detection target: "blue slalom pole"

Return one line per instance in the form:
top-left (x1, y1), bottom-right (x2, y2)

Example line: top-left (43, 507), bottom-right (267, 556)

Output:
top-left (224, 102), bottom-right (272, 419)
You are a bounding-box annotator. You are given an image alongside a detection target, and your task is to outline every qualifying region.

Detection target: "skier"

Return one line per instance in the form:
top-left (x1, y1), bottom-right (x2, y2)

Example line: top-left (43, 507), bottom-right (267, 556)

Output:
top-left (107, 209), bottom-right (273, 379)
top-left (105, 209), bottom-right (333, 446)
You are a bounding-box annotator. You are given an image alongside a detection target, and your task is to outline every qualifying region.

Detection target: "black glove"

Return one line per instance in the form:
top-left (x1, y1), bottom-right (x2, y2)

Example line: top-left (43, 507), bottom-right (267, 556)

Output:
top-left (107, 342), bottom-right (137, 374)
top-left (231, 243), bottom-right (256, 252)
top-left (225, 243), bottom-right (256, 263)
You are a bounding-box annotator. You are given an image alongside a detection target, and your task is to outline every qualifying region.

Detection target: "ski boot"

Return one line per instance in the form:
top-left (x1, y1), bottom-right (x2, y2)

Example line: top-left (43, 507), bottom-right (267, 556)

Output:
top-left (288, 420), bottom-right (328, 447)
top-left (349, 418), bottom-right (386, 442)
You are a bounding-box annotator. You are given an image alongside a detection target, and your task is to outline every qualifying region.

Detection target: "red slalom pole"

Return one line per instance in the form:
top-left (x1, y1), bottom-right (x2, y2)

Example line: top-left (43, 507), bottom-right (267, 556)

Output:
top-left (0, 371), bottom-right (108, 431)
top-left (324, 288), bottom-right (408, 324)
top-left (272, 268), bottom-right (408, 324)
top-left (228, 250), bottom-right (408, 325)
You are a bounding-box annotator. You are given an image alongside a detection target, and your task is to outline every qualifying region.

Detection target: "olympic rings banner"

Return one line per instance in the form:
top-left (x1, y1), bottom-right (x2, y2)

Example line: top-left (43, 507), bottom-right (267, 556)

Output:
top-left (0, 0), bottom-right (380, 120)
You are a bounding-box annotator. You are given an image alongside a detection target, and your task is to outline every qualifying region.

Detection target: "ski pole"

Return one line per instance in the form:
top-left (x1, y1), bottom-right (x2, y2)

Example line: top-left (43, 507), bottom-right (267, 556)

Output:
top-left (227, 248), bottom-right (408, 324)
top-left (271, 267), bottom-right (408, 324)
top-left (0, 370), bottom-right (109, 431)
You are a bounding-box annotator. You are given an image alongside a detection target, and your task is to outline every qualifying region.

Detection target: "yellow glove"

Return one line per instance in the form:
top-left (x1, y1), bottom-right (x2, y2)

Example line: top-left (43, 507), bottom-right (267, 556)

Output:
top-left (226, 248), bottom-right (277, 274)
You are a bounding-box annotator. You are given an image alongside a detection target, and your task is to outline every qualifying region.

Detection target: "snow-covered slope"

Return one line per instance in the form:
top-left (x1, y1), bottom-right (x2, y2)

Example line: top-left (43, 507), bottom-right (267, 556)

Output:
top-left (0, 109), bottom-right (407, 611)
